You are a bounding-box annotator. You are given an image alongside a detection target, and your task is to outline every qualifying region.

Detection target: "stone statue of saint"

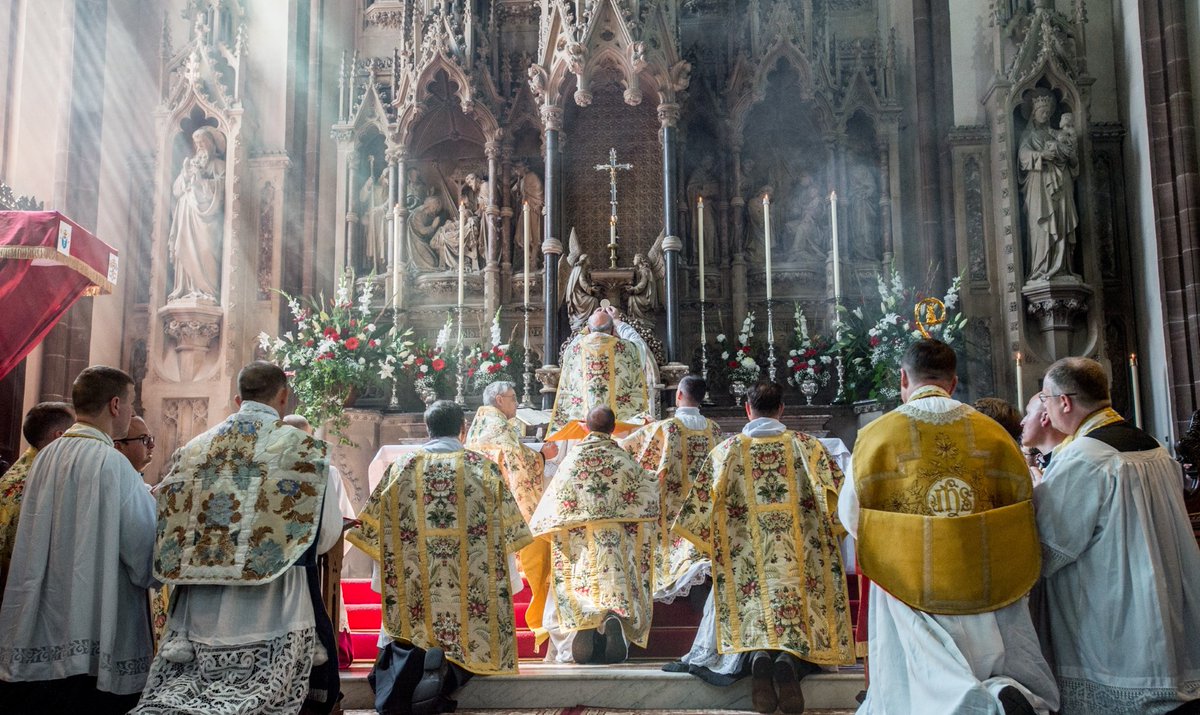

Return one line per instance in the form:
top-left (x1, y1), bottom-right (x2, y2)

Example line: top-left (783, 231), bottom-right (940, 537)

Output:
top-left (511, 160), bottom-right (544, 272)
top-left (404, 166), bottom-right (429, 211)
top-left (168, 126), bottom-right (226, 303)
top-left (784, 172), bottom-right (827, 259)
top-left (686, 154), bottom-right (719, 263)
top-left (847, 165), bottom-right (880, 261)
top-left (429, 210), bottom-right (481, 272)
top-left (359, 166), bottom-right (390, 271)
top-left (407, 194), bottom-right (445, 271)
top-left (742, 158), bottom-right (772, 264)
top-left (1018, 93), bottom-right (1080, 281)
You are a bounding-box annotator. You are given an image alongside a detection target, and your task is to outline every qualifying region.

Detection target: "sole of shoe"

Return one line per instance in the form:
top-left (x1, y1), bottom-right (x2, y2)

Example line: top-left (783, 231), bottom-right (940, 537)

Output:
top-left (774, 656), bottom-right (806, 714)
top-left (750, 652), bottom-right (778, 714)
top-left (997, 685), bottom-right (1036, 715)
top-left (570, 630), bottom-right (595, 665)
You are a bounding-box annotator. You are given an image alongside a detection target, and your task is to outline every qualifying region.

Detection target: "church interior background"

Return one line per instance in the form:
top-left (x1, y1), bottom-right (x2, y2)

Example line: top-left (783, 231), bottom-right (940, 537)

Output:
top-left (2, 0), bottom-right (1200, 540)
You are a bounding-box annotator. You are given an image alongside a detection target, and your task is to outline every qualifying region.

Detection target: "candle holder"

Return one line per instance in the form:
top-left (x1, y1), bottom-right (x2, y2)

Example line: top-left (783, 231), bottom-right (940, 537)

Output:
top-left (833, 299), bottom-right (847, 404)
top-left (766, 298), bottom-right (778, 383)
top-left (521, 304), bottom-right (534, 407)
top-left (454, 304), bottom-right (466, 406)
top-left (608, 237), bottom-right (619, 269)
top-left (699, 300), bottom-right (714, 405)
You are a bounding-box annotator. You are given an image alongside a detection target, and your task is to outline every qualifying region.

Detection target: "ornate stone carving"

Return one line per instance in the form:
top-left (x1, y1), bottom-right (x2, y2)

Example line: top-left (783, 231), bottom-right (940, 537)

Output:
top-left (964, 156), bottom-right (988, 283)
top-left (159, 301), bottom-right (223, 382)
top-left (1018, 91), bottom-right (1079, 281)
top-left (168, 126), bottom-right (227, 305)
top-left (257, 181), bottom-right (274, 300)
top-left (1023, 281), bottom-right (1091, 334)
top-left (160, 396), bottom-right (209, 479)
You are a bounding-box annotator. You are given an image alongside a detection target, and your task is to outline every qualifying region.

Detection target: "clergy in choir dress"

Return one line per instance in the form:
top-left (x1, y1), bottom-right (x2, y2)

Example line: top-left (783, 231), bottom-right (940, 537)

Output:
top-left (548, 308), bottom-right (654, 436)
top-left (465, 381), bottom-right (558, 645)
top-left (1034, 357), bottom-right (1200, 714)
top-left (0, 401), bottom-right (74, 602)
top-left (841, 340), bottom-right (1059, 715)
top-left (0, 369), bottom-right (156, 715)
top-left (529, 407), bottom-right (659, 664)
top-left (348, 400), bottom-right (531, 711)
top-left (673, 381), bottom-right (854, 714)
top-left (136, 362), bottom-right (343, 715)
top-left (619, 374), bottom-right (723, 601)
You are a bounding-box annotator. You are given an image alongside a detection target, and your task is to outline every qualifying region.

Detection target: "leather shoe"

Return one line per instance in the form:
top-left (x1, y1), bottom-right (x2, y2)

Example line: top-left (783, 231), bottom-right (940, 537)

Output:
top-left (773, 652), bottom-right (806, 714)
top-left (749, 651), bottom-right (778, 714)
top-left (602, 614), bottom-right (628, 664)
top-left (997, 685), bottom-right (1036, 715)
top-left (571, 629), bottom-right (597, 664)
top-left (410, 647), bottom-right (449, 715)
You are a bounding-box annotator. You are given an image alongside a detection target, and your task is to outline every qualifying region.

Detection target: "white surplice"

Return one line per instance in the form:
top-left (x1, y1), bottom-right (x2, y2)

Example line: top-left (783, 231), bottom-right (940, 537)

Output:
top-left (0, 424), bottom-right (158, 694)
top-left (1035, 430), bottom-right (1200, 714)
top-left (840, 392), bottom-right (1060, 715)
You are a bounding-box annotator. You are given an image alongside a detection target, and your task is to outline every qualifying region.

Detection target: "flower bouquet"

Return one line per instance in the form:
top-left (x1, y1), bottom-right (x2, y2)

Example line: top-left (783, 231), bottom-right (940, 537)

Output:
top-left (401, 313), bottom-right (457, 404)
top-left (464, 310), bottom-right (515, 392)
top-left (785, 306), bottom-right (833, 403)
top-left (259, 273), bottom-right (412, 443)
top-left (716, 313), bottom-right (761, 403)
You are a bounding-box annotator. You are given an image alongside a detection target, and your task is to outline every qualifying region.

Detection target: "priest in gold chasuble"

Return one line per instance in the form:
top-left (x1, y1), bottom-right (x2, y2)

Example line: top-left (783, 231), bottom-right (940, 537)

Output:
top-left (620, 374), bottom-right (722, 600)
top-left (548, 309), bottom-right (653, 436)
top-left (841, 340), bottom-right (1059, 715)
top-left (465, 381), bottom-right (558, 645)
top-left (138, 362), bottom-right (344, 715)
top-left (672, 381), bottom-right (853, 713)
top-left (529, 407), bottom-right (659, 664)
top-left (348, 400), bottom-right (532, 681)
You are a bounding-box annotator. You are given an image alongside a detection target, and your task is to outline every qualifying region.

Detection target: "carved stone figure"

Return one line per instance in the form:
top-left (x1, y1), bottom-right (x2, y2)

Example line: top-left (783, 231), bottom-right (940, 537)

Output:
top-left (1019, 93), bottom-right (1080, 281)
top-left (359, 167), bottom-right (390, 271)
top-left (563, 228), bottom-right (600, 328)
top-left (404, 166), bottom-right (429, 211)
top-left (430, 210), bottom-right (482, 272)
top-left (407, 194), bottom-right (445, 271)
top-left (168, 126), bottom-right (226, 303)
top-left (511, 160), bottom-right (544, 272)
top-left (847, 164), bottom-right (880, 261)
top-left (686, 153), bottom-right (719, 263)
top-left (623, 234), bottom-right (665, 321)
top-left (742, 158), bottom-right (771, 264)
top-left (784, 171), bottom-right (827, 259)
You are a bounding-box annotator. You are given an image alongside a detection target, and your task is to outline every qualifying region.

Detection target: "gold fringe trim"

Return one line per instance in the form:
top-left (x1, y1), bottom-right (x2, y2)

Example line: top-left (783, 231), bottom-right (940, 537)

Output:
top-left (0, 245), bottom-right (114, 294)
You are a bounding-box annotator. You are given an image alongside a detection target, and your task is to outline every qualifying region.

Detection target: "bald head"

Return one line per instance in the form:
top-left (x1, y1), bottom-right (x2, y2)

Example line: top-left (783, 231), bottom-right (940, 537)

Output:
top-left (588, 310), bottom-right (614, 335)
top-left (586, 406), bottom-right (617, 435)
top-left (283, 414), bottom-right (313, 434)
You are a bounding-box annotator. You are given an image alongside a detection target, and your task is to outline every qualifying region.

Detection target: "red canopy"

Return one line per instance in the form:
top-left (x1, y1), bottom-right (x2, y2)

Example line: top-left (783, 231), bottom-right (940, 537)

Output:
top-left (0, 211), bottom-right (119, 380)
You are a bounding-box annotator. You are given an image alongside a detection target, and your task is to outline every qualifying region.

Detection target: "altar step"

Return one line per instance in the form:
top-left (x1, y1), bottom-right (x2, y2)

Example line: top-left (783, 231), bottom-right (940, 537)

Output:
top-left (338, 662), bottom-right (866, 711)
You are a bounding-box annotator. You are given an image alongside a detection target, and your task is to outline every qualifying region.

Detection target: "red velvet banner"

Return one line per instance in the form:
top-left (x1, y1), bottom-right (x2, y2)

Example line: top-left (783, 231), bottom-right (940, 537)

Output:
top-left (0, 211), bottom-right (118, 380)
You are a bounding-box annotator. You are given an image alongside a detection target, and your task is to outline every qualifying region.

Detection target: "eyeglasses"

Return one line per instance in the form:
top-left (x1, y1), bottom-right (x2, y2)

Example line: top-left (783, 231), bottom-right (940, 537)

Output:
top-left (1037, 392), bottom-right (1077, 403)
top-left (115, 434), bottom-right (155, 448)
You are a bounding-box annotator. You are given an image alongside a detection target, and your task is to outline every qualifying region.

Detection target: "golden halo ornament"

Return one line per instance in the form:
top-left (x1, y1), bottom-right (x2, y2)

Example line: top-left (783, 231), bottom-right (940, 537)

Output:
top-left (914, 297), bottom-right (947, 339)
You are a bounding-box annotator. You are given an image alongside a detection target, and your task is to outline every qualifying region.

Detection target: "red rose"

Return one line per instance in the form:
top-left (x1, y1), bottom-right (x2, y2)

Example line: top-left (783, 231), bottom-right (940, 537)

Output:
top-left (432, 358), bottom-right (446, 371)
top-left (740, 346), bottom-right (751, 354)
top-left (487, 364), bottom-right (500, 374)
top-left (369, 339), bottom-right (378, 348)
top-left (799, 361), bottom-right (809, 369)
top-left (415, 357), bottom-right (425, 366)
top-left (305, 340), bottom-right (314, 347)
top-left (728, 360), bottom-right (738, 368)
top-left (869, 336), bottom-right (881, 347)
top-left (805, 348), bottom-right (817, 358)
top-left (349, 319), bottom-right (357, 327)
top-left (323, 327), bottom-right (338, 339)
top-left (467, 369), bottom-right (476, 377)
top-left (344, 337), bottom-right (360, 350)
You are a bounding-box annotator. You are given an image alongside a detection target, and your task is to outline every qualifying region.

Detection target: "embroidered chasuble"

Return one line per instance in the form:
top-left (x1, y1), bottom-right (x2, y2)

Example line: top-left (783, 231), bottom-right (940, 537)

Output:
top-left (548, 332), bottom-right (651, 433)
top-left (852, 386), bottom-right (1039, 616)
top-left (529, 432), bottom-right (660, 646)
top-left (674, 429), bottom-right (854, 664)
top-left (465, 405), bottom-right (553, 642)
top-left (347, 448), bottom-right (532, 675)
top-left (155, 402), bottom-right (330, 585)
top-left (0, 447), bottom-right (37, 599)
top-left (620, 415), bottom-right (723, 596)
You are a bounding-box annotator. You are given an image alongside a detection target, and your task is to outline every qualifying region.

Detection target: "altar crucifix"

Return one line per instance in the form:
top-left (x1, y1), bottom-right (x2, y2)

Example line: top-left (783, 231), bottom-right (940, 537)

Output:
top-left (594, 147), bottom-right (633, 269)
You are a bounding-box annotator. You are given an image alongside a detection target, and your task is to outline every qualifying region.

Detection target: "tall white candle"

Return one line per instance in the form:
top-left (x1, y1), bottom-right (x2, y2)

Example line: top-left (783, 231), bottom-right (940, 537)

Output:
top-left (830, 191), bottom-right (842, 300)
top-left (697, 196), bottom-right (706, 303)
top-left (1015, 351), bottom-right (1024, 407)
top-left (763, 194), bottom-right (773, 300)
top-left (523, 201), bottom-right (531, 308)
top-left (1130, 353), bottom-right (1143, 429)
top-left (457, 200), bottom-right (466, 307)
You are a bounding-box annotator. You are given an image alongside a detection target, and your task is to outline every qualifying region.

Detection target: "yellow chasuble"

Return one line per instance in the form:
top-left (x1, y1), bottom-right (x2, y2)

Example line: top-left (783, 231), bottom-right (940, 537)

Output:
top-left (852, 385), bottom-right (1040, 616)
top-left (347, 448), bottom-right (533, 675)
top-left (674, 430), bottom-right (855, 665)
top-left (464, 405), bottom-right (553, 643)
top-left (620, 416), bottom-right (723, 594)
top-left (0, 447), bottom-right (38, 599)
top-left (528, 432), bottom-right (659, 646)
top-left (548, 332), bottom-right (651, 434)
top-left (155, 402), bottom-right (329, 585)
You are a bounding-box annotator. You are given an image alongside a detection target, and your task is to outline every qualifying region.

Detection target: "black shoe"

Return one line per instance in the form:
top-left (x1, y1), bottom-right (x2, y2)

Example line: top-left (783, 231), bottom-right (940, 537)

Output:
top-left (773, 652), bottom-right (806, 714)
top-left (602, 614), bottom-right (628, 664)
top-left (997, 685), bottom-right (1036, 715)
top-left (749, 651), bottom-right (778, 714)
top-left (661, 660), bottom-right (689, 673)
top-left (411, 648), bottom-right (449, 715)
top-left (571, 629), bottom-right (597, 664)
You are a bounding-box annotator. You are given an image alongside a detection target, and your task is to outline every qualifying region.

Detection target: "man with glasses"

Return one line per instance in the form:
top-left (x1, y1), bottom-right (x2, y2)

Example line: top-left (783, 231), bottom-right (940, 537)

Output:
top-left (114, 416), bottom-right (155, 484)
top-left (1034, 357), bottom-right (1200, 714)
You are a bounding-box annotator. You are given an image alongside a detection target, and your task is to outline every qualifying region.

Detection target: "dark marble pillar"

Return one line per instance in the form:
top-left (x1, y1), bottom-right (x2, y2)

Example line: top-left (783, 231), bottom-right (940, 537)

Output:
top-left (540, 106), bottom-right (564, 409)
top-left (659, 103), bottom-right (681, 364)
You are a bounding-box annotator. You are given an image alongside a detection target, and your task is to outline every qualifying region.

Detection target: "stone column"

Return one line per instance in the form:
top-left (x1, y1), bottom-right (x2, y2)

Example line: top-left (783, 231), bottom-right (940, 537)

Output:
top-left (386, 149), bottom-right (400, 269)
top-left (499, 144), bottom-right (514, 303)
top-left (484, 139), bottom-right (502, 317)
top-left (878, 140), bottom-right (894, 264)
top-left (392, 148), bottom-right (408, 310)
top-left (659, 102), bottom-right (682, 364)
top-left (730, 143), bottom-right (747, 326)
top-left (331, 128), bottom-right (355, 273)
top-left (540, 105), bottom-right (564, 409)
top-left (344, 148), bottom-right (361, 271)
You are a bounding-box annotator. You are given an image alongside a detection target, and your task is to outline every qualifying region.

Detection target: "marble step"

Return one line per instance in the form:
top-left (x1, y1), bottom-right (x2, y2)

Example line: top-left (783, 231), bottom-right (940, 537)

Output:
top-left (339, 662), bottom-right (865, 711)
